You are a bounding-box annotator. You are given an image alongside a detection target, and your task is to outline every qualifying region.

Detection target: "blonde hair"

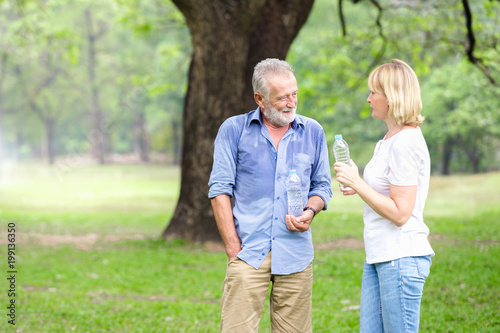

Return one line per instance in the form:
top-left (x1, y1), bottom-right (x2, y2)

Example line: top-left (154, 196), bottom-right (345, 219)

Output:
top-left (368, 59), bottom-right (424, 126)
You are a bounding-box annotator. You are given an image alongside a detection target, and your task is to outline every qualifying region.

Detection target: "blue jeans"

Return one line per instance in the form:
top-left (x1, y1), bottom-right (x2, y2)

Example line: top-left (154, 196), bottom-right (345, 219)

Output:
top-left (360, 256), bottom-right (432, 333)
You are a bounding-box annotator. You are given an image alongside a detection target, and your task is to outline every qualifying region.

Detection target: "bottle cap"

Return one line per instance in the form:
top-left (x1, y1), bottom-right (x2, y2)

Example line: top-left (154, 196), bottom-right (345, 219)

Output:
top-left (335, 134), bottom-right (343, 140)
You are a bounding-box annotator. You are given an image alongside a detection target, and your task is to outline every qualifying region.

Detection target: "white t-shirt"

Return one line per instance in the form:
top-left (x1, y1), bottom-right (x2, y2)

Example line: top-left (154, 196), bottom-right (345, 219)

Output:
top-left (363, 127), bottom-right (435, 264)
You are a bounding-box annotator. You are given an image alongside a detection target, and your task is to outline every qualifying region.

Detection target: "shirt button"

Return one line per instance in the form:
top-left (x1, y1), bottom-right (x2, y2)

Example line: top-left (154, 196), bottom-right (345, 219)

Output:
top-left (272, 237), bottom-right (275, 240)
top-left (262, 252), bottom-right (265, 256)
top-left (276, 197), bottom-right (280, 200)
top-left (274, 217), bottom-right (278, 220)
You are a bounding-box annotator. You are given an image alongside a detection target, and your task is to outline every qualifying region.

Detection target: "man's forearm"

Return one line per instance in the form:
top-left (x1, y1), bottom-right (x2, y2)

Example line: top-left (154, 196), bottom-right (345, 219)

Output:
top-left (210, 195), bottom-right (241, 259)
top-left (305, 195), bottom-right (325, 214)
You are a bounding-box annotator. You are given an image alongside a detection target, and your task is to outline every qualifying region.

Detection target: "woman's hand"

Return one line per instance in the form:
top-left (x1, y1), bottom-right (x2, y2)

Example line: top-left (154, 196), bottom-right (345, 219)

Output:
top-left (339, 187), bottom-right (357, 196)
top-left (333, 159), bottom-right (360, 193)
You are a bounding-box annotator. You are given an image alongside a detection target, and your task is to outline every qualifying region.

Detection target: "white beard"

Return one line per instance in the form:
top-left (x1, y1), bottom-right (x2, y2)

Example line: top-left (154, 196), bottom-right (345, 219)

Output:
top-left (262, 103), bottom-right (296, 127)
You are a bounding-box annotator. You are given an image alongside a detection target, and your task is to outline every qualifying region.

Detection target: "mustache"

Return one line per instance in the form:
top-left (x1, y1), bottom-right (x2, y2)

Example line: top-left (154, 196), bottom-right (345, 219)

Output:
top-left (281, 107), bottom-right (296, 112)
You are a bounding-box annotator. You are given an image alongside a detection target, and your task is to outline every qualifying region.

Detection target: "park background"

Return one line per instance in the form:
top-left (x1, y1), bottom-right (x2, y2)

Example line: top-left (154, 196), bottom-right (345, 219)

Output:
top-left (0, 0), bottom-right (499, 332)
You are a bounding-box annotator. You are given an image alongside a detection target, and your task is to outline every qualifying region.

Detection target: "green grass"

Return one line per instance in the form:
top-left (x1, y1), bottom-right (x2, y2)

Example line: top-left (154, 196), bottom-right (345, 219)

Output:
top-left (0, 163), bottom-right (499, 332)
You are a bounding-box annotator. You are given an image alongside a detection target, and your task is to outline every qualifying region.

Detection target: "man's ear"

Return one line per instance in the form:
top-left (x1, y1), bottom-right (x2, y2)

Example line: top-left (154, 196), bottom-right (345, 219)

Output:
top-left (254, 92), bottom-right (266, 108)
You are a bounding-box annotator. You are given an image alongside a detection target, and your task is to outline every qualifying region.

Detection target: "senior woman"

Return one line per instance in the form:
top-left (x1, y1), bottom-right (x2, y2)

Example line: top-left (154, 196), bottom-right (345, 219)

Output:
top-left (334, 59), bottom-right (434, 333)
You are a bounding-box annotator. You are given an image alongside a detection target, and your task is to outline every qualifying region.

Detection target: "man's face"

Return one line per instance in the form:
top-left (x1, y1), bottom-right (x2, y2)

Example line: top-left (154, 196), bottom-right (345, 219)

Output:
top-left (261, 73), bottom-right (298, 128)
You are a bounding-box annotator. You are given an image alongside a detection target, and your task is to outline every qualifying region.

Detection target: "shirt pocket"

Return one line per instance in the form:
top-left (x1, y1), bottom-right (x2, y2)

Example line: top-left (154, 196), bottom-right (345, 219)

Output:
top-left (293, 153), bottom-right (312, 184)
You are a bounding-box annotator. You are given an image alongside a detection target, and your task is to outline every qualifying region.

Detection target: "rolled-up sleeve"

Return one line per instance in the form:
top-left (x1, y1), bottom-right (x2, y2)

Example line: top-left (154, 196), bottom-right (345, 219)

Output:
top-left (208, 117), bottom-right (241, 199)
top-left (308, 125), bottom-right (333, 210)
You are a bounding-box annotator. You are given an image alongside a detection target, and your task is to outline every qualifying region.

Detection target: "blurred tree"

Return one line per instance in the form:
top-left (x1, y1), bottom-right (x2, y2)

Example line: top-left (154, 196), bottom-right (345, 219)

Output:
top-left (84, 7), bottom-right (108, 164)
top-left (0, 53), bottom-right (7, 162)
top-left (291, 0), bottom-right (500, 173)
top-left (116, 0), bottom-right (190, 164)
top-left (6, 1), bottom-right (76, 164)
top-left (422, 61), bottom-right (500, 174)
top-left (461, 0), bottom-right (500, 86)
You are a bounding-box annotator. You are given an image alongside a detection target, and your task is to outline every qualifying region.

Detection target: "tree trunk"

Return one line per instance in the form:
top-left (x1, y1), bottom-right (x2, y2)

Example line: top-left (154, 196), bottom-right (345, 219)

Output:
top-left (45, 118), bottom-right (56, 165)
top-left (243, 0), bottom-right (316, 110)
top-left (85, 8), bottom-right (106, 165)
top-left (171, 119), bottom-right (181, 165)
top-left (133, 109), bottom-right (150, 163)
top-left (163, 0), bottom-right (315, 243)
top-left (442, 137), bottom-right (453, 175)
top-left (472, 158), bottom-right (480, 174)
top-left (464, 142), bottom-right (481, 174)
top-left (0, 53), bottom-right (6, 162)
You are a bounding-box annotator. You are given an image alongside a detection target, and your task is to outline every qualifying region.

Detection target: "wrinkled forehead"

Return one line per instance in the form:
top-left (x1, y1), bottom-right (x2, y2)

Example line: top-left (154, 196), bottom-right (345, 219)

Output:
top-left (266, 73), bottom-right (297, 95)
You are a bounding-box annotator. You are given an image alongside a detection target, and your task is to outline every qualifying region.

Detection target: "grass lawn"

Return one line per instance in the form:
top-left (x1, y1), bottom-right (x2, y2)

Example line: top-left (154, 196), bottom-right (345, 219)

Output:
top-left (0, 163), bottom-right (499, 332)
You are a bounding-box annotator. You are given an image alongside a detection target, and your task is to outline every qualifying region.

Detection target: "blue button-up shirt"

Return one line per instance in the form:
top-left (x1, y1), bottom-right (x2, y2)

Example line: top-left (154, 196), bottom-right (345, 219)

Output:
top-left (208, 108), bottom-right (332, 275)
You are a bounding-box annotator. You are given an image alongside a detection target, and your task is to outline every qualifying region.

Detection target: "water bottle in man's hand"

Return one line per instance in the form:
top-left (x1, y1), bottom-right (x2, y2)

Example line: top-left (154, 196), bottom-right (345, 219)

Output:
top-left (286, 170), bottom-right (303, 217)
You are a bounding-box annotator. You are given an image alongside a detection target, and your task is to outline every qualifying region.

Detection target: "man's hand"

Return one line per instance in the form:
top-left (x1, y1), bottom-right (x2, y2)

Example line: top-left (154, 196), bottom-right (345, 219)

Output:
top-left (285, 209), bottom-right (314, 232)
top-left (226, 243), bottom-right (242, 262)
top-left (211, 195), bottom-right (242, 262)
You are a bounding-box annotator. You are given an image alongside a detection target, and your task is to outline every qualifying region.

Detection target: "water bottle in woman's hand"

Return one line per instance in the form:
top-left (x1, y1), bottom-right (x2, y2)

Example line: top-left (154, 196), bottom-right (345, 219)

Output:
top-left (333, 134), bottom-right (352, 191)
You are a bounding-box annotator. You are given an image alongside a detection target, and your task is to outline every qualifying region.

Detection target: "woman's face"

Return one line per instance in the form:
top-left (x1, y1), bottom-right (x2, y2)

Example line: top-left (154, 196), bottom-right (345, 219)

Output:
top-left (367, 90), bottom-right (389, 121)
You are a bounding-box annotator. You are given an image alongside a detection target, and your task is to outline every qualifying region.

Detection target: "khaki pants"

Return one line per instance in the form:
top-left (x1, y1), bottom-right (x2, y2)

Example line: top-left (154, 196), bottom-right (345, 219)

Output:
top-left (221, 252), bottom-right (313, 333)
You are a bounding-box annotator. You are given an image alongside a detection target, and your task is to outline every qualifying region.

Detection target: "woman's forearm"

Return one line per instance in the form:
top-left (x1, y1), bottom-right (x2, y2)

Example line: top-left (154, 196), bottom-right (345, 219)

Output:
top-left (352, 179), bottom-right (416, 227)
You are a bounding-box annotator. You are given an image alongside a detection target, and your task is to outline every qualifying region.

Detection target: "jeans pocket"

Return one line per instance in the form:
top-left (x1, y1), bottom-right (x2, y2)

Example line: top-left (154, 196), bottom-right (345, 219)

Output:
top-left (415, 255), bottom-right (432, 279)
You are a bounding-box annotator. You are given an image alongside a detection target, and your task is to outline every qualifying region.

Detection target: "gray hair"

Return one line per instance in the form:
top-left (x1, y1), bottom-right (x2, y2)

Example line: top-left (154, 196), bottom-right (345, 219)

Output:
top-left (252, 58), bottom-right (294, 99)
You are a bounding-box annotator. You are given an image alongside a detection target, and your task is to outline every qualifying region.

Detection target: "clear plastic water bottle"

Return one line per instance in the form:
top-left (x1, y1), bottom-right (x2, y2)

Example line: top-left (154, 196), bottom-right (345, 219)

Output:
top-left (333, 134), bottom-right (352, 191)
top-left (286, 170), bottom-right (303, 217)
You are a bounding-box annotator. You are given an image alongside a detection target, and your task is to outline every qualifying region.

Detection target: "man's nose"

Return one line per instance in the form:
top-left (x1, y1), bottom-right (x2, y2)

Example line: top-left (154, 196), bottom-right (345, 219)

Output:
top-left (287, 95), bottom-right (297, 107)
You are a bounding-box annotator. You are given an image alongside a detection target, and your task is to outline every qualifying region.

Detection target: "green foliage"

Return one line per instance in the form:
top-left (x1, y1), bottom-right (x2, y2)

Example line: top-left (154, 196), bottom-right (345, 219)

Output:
top-left (0, 0), bottom-right (190, 162)
top-left (288, 0), bottom-right (500, 173)
top-left (1, 0), bottom-right (499, 172)
top-left (422, 60), bottom-right (500, 173)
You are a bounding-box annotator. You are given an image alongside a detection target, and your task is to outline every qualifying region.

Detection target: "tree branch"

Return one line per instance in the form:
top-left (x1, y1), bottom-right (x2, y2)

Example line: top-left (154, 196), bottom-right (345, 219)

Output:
top-left (369, 0), bottom-right (385, 40)
top-left (347, 0), bottom-right (385, 40)
top-left (348, 0), bottom-right (386, 89)
top-left (29, 68), bottom-right (61, 101)
top-left (462, 0), bottom-right (476, 62)
top-left (461, 0), bottom-right (498, 86)
top-left (339, 0), bottom-right (347, 36)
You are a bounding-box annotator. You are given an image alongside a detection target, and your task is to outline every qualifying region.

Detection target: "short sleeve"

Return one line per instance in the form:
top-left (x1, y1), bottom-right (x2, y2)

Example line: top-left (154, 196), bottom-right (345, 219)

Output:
top-left (387, 143), bottom-right (419, 186)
